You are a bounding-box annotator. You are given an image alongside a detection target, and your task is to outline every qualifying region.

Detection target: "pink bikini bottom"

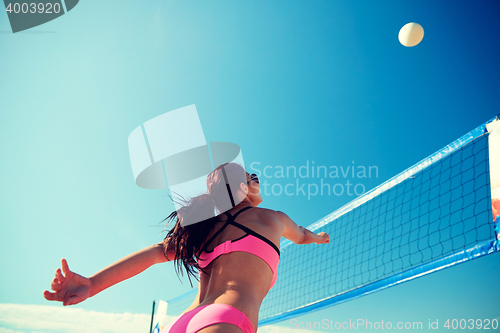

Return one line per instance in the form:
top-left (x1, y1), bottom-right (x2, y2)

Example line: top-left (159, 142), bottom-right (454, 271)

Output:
top-left (160, 303), bottom-right (254, 333)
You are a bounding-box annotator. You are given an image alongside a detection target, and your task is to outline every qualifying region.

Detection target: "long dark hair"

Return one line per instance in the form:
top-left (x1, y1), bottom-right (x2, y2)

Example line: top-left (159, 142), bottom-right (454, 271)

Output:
top-left (161, 163), bottom-right (247, 284)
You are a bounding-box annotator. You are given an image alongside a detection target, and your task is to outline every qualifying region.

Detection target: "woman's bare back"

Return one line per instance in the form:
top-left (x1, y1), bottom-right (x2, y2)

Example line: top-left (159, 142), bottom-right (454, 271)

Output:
top-left (190, 206), bottom-right (284, 327)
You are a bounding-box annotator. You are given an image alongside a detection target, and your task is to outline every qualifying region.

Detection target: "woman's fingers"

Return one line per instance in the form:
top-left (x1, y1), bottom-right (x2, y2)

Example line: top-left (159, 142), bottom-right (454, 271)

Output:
top-left (46, 261), bottom-right (70, 300)
top-left (314, 232), bottom-right (329, 244)
top-left (318, 232), bottom-right (330, 243)
top-left (43, 290), bottom-right (55, 300)
top-left (43, 290), bottom-right (62, 301)
top-left (56, 268), bottom-right (64, 283)
top-left (49, 265), bottom-right (65, 292)
top-left (43, 290), bottom-right (53, 300)
top-left (61, 258), bottom-right (71, 276)
top-left (51, 277), bottom-right (61, 291)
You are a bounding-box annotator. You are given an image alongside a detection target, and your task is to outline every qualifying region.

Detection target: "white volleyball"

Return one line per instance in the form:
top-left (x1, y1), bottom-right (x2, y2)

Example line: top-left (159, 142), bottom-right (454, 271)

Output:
top-left (398, 22), bottom-right (424, 47)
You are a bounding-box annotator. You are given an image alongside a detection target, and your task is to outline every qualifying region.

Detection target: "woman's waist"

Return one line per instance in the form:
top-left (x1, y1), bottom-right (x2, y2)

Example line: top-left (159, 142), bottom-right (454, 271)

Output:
top-left (199, 270), bottom-right (272, 301)
top-left (200, 282), bottom-right (265, 305)
top-left (203, 280), bottom-right (266, 307)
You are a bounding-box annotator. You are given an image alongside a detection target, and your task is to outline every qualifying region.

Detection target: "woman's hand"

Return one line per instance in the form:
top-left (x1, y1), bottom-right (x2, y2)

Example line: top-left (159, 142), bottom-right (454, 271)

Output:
top-left (315, 232), bottom-right (330, 244)
top-left (43, 259), bottom-right (92, 306)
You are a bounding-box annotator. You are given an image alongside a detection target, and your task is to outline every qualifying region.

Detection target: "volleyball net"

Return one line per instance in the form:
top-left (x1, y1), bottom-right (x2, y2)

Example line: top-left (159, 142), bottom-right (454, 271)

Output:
top-left (164, 117), bottom-right (500, 326)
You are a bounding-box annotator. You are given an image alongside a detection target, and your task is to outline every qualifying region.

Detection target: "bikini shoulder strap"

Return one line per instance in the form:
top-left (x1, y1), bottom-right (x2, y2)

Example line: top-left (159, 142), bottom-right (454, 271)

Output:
top-left (200, 206), bottom-right (253, 253)
top-left (200, 212), bottom-right (232, 253)
top-left (230, 206), bottom-right (253, 220)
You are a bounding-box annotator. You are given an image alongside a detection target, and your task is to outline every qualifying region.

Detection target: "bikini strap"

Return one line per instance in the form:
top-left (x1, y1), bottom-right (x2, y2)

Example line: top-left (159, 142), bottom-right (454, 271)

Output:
top-left (200, 215), bottom-right (232, 254)
top-left (229, 207), bottom-right (280, 255)
top-left (230, 206), bottom-right (253, 221)
top-left (229, 220), bottom-right (280, 255)
top-left (200, 206), bottom-right (255, 254)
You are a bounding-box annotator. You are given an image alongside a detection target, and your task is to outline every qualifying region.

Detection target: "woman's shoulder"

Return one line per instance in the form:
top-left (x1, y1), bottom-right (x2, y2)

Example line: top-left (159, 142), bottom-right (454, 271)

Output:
top-left (249, 207), bottom-right (287, 232)
top-left (250, 207), bottom-right (281, 218)
top-left (252, 207), bottom-right (289, 220)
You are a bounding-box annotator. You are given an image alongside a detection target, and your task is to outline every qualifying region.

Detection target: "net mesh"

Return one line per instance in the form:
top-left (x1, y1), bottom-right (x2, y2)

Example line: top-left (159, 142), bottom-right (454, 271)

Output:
top-left (165, 122), bottom-right (496, 325)
top-left (260, 132), bottom-right (492, 323)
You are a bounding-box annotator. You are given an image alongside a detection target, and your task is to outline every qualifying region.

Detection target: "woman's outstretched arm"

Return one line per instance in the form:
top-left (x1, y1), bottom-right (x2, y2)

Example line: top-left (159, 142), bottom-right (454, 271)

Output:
top-left (88, 242), bottom-right (170, 297)
top-left (277, 211), bottom-right (330, 245)
top-left (44, 242), bottom-right (172, 306)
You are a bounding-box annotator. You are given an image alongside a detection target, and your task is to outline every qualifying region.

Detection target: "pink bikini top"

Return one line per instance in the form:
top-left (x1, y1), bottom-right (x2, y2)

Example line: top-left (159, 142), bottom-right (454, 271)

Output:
top-left (198, 206), bottom-right (280, 289)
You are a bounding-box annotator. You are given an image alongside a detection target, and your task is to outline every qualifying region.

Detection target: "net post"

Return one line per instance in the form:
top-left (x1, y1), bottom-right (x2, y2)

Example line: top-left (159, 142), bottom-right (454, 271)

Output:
top-left (149, 300), bottom-right (156, 333)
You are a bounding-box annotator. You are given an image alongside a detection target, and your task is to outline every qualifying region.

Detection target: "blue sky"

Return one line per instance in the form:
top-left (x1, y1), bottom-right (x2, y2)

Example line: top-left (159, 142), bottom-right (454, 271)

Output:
top-left (1, 1), bottom-right (499, 332)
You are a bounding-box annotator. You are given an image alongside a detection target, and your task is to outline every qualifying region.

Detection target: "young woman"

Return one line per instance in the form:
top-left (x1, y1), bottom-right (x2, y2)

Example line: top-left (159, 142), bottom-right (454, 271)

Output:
top-left (44, 163), bottom-right (330, 333)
